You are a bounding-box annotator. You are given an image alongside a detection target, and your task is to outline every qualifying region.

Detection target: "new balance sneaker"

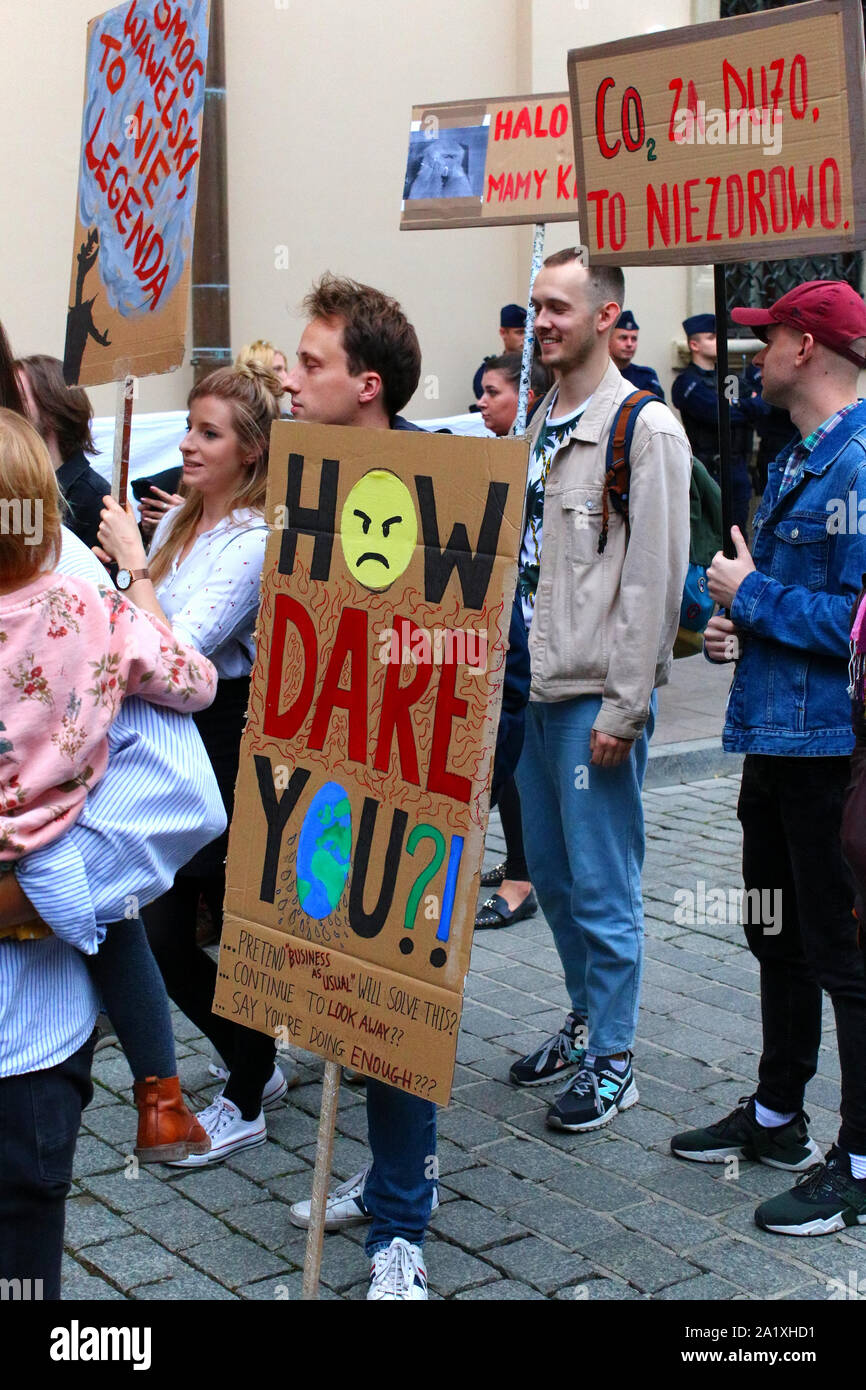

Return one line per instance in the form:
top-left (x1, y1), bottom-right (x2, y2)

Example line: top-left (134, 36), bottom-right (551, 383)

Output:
top-left (671, 1096), bottom-right (822, 1171)
top-left (754, 1147), bottom-right (866, 1236)
top-left (508, 1011), bottom-right (588, 1087)
top-left (289, 1164), bottom-right (440, 1230)
top-left (367, 1238), bottom-right (428, 1301)
top-left (164, 1096), bottom-right (266, 1167)
top-left (546, 1054), bottom-right (639, 1132)
top-left (208, 1060), bottom-right (296, 1111)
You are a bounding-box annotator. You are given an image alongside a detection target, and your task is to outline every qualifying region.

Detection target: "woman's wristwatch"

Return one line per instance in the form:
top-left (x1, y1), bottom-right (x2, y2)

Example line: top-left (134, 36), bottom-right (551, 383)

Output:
top-left (116, 567), bottom-right (150, 591)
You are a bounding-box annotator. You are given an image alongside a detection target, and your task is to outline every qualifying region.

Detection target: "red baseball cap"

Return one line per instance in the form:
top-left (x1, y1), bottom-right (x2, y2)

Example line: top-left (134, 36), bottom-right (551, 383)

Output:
top-left (731, 280), bottom-right (866, 368)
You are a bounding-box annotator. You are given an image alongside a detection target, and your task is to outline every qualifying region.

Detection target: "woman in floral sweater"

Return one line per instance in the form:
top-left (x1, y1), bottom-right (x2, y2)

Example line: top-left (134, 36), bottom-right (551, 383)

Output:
top-left (0, 407), bottom-right (217, 1161)
top-left (95, 361), bottom-right (285, 1169)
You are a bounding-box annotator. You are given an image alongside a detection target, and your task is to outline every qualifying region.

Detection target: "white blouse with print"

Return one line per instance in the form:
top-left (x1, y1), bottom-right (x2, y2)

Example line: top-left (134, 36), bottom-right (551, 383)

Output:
top-left (148, 507), bottom-right (269, 680)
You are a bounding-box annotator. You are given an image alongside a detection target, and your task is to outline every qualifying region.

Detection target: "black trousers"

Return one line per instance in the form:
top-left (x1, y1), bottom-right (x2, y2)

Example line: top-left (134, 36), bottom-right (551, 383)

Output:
top-left (738, 754), bottom-right (866, 1154)
top-left (143, 875), bottom-right (276, 1120)
top-left (497, 776), bottom-right (529, 881)
top-left (0, 1033), bottom-right (95, 1300)
top-left (142, 673), bottom-right (276, 1121)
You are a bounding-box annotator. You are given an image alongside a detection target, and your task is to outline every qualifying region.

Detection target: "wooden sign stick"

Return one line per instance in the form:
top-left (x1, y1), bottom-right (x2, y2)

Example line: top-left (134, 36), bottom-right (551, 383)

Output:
top-left (302, 1060), bottom-right (342, 1299)
top-left (515, 223), bottom-right (546, 437)
top-left (111, 375), bottom-right (136, 508)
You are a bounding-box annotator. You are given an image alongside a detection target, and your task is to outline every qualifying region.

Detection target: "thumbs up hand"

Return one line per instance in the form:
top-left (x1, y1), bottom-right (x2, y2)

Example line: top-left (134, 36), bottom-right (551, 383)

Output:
top-left (707, 526), bottom-right (755, 608)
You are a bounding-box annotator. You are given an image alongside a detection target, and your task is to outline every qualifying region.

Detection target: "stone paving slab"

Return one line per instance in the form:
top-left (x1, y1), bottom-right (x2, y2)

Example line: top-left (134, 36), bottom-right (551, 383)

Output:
top-left (133, 1273), bottom-right (239, 1300)
top-left (431, 1200), bottom-right (527, 1250)
top-left (62, 771), bottom-right (852, 1302)
top-left (487, 1236), bottom-right (595, 1293)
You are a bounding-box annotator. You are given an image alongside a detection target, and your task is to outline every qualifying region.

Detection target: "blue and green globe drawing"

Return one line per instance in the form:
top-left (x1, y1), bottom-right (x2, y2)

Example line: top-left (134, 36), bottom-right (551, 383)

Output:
top-left (296, 782), bottom-right (352, 919)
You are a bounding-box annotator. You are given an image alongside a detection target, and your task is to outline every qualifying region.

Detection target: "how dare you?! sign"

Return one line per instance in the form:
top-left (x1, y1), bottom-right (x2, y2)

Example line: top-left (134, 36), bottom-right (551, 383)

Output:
top-left (214, 423), bottom-right (529, 1105)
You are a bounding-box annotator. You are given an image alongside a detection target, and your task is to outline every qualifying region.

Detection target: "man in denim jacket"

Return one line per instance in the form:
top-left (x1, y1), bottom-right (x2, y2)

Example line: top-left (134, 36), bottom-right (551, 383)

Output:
top-left (671, 281), bottom-right (866, 1237)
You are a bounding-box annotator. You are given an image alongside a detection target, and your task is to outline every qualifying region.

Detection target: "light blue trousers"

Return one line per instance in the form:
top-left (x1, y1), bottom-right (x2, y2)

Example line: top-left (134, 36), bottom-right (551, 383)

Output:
top-left (515, 694), bottom-right (655, 1056)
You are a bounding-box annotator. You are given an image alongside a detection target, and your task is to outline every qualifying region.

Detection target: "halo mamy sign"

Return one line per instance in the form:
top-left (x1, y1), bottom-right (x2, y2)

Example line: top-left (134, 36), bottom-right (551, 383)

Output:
top-left (64, 0), bottom-right (210, 386)
top-left (214, 423), bottom-right (528, 1104)
top-left (401, 92), bottom-right (580, 230)
top-left (567, 0), bottom-right (866, 266)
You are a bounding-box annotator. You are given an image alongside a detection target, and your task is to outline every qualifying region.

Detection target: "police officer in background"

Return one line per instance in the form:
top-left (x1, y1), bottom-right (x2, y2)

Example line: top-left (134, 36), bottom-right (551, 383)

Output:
top-left (672, 312), bottom-right (769, 538)
top-left (472, 303), bottom-right (527, 402)
top-left (609, 310), bottom-right (665, 400)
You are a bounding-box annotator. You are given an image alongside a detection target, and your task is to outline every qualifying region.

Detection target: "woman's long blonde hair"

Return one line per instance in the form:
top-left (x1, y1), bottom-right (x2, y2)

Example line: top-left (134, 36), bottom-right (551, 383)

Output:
top-left (148, 362), bottom-right (281, 587)
top-left (0, 407), bottom-right (63, 584)
top-left (236, 340), bottom-right (288, 376)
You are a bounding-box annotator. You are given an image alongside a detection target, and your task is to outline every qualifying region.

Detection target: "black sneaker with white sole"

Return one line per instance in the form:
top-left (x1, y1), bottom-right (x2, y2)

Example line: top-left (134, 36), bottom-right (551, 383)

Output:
top-left (670, 1096), bottom-right (822, 1171)
top-left (508, 1011), bottom-right (588, 1087)
top-left (754, 1147), bottom-right (866, 1236)
top-left (546, 1054), bottom-right (639, 1132)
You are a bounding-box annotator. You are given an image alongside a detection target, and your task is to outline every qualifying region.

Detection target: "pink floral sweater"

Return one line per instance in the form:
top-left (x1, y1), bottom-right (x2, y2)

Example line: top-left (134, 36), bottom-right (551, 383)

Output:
top-left (0, 573), bottom-right (217, 860)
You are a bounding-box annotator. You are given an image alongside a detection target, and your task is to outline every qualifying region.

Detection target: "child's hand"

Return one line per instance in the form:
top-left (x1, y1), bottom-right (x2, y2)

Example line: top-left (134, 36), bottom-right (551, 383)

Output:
top-left (97, 497), bottom-right (148, 570)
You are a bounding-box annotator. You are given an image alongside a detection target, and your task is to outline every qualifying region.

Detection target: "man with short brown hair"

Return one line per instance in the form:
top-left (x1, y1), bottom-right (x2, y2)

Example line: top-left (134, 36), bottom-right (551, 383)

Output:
top-left (284, 275), bottom-right (434, 1300)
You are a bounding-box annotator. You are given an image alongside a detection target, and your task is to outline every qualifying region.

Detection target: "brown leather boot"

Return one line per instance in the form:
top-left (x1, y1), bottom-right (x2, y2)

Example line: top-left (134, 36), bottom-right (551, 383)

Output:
top-left (133, 1076), bottom-right (211, 1162)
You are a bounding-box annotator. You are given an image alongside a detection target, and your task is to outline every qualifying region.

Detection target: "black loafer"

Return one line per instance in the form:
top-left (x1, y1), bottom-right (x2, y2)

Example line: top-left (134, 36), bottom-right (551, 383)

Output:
top-left (480, 861), bottom-right (507, 888)
top-left (475, 891), bottom-right (538, 930)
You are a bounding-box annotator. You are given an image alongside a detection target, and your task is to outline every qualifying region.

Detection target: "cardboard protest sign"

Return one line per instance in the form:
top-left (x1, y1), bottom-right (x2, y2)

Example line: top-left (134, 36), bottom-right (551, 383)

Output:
top-left (63, 0), bottom-right (210, 386)
top-left (400, 93), bottom-right (580, 230)
top-left (213, 424), bottom-right (528, 1104)
top-left (567, 0), bottom-right (866, 266)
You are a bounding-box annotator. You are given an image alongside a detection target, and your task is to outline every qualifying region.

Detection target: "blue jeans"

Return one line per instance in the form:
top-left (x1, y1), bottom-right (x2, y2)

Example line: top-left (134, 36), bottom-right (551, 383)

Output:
top-left (364, 1080), bottom-right (436, 1256)
top-left (515, 694), bottom-right (654, 1056)
top-left (0, 1033), bottom-right (95, 1300)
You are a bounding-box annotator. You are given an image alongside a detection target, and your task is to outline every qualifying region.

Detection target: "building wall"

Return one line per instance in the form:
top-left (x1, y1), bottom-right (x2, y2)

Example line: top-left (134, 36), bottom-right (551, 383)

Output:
top-left (530, 0), bottom-right (694, 399)
top-left (0, 0), bottom-right (703, 424)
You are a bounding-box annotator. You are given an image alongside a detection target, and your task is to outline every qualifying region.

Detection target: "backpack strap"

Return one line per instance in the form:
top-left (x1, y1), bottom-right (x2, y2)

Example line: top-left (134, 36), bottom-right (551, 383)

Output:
top-left (598, 389), bottom-right (658, 554)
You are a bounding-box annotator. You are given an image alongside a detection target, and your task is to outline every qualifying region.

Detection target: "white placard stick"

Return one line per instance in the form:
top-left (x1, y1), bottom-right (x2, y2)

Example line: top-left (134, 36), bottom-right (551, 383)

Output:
top-left (515, 223), bottom-right (546, 437)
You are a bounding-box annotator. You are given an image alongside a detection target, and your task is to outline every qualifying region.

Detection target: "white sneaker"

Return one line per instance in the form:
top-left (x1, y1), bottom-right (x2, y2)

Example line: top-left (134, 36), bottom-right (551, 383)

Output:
top-left (289, 1165), bottom-right (440, 1230)
top-left (208, 1061), bottom-right (296, 1110)
top-left (367, 1238), bottom-right (428, 1300)
top-left (165, 1097), bottom-right (266, 1167)
top-left (290, 1165), bottom-right (371, 1229)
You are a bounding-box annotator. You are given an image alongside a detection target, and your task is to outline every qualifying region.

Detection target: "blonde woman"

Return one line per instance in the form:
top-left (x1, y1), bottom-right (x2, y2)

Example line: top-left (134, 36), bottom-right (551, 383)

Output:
top-left (96, 361), bottom-right (288, 1166)
top-left (236, 339), bottom-right (291, 394)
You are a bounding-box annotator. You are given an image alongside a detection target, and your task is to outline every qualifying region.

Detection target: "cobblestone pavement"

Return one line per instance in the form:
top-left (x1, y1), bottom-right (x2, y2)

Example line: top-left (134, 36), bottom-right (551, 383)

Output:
top-left (62, 773), bottom-right (864, 1302)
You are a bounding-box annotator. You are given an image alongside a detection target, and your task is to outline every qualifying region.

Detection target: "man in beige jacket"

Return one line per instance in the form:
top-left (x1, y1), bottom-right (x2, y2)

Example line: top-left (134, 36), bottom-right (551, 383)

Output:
top-left (509, 249), bottom-right (691, 1132)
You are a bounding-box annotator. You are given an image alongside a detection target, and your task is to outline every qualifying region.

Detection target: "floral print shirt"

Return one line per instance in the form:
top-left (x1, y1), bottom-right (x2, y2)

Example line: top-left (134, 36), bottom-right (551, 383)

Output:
top-left (517, 397), bottom-right (588, 628)
top-left (0, 573), bottom-right (216, 860)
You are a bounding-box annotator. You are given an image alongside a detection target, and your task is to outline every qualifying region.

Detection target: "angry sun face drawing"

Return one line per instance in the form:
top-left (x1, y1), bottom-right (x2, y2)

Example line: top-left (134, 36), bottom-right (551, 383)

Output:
top-left (339, 470), bottom-right (417, 592)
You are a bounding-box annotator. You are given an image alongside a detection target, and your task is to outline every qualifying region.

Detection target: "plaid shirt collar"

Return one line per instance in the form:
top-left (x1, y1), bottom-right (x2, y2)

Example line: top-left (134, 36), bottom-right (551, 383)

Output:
top-left (777, 401), bottom-right (860, 500)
